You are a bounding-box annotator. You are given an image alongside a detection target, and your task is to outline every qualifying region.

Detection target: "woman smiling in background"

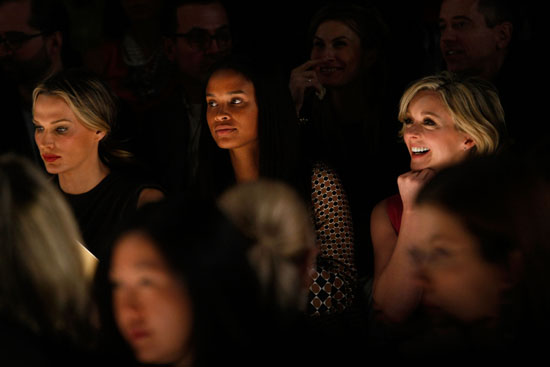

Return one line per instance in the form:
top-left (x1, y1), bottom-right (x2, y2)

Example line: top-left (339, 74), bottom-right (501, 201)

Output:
top-left (289, 2), bottom-right (394, 280)
top-left (370, 71), bottom-right (508, 323)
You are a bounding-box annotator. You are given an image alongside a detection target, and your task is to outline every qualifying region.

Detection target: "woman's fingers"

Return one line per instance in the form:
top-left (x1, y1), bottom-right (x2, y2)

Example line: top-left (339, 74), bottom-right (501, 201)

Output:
top-left (398, 168), bottom-right (437, 209)
top-left (294, 58), bottom-right (325, 73)
top-left (289, 60), bottom-right (326, 112)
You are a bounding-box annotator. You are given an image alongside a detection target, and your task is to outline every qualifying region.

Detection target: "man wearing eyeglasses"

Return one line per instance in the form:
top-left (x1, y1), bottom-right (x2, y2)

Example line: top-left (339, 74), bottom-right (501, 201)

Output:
top-left (0, 0), bottom-right (66, 166)
top-left (135, 0), bottom-right (232, 195)
top-left (164, 0), bottom-right (231, 103)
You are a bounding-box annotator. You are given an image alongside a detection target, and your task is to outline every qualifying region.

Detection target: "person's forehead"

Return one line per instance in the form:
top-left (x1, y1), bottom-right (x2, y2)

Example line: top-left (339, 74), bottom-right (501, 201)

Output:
top-left (207, 69), bottom-right (254, 93)
top-left (175, 2), bottom-right (229, 32)
top-left (440, 0), bottom-right (481, 19)
top-left (315, 20), bottom-right (358, 40)
top-left (0, 0), bottom-right (36, 33)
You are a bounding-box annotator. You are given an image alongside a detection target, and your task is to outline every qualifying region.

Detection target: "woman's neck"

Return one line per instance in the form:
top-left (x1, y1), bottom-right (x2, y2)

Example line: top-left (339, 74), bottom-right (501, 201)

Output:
top-left (229, 144), bottom-right (260, 183)
top-left (58, 158), bottom-right (110, 195)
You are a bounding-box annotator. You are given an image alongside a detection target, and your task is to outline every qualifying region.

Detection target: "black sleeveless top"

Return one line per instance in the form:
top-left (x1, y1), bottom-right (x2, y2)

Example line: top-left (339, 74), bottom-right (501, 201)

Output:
top-left (61, 172), bottom-right (161, 258)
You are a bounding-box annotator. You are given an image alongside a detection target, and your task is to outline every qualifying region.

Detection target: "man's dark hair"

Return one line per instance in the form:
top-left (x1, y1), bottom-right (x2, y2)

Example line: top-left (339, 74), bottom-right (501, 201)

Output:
top-left (0, 0), bottom-right (79, 66)
top-left (161, 0), bottom-right (228, 36)
top-left (477, 0), bottom-right (517, 27)
top-left (27, 0), bottom-right (70, 35)
top-left (0, 0), bottom-right (68, 34)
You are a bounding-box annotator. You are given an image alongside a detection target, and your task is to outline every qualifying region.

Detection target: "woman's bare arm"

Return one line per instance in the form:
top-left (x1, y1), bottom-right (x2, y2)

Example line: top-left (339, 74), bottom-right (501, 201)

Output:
top-left (370, 169), bottom-right (436, 322)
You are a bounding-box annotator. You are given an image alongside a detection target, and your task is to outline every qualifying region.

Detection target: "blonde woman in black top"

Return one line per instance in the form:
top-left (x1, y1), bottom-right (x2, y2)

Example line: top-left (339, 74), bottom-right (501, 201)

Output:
top-left (32, 68), bottom-right (164, 257)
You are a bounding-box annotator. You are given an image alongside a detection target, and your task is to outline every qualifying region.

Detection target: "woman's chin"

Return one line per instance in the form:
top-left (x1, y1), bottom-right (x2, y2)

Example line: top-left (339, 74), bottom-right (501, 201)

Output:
top-left (44, 165), bottom-right (63, 175)
top-left (410, 162), bottom-right (428, 171)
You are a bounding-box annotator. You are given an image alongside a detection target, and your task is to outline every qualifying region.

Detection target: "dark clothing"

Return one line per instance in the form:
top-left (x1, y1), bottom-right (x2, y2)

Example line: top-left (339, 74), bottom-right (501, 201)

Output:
top-left (61, 172), bottom-right (161, 258)
top-left (0, 79), bottom-right (43, 168)
top-left (299, 92), bottom-right (404, 280)
top-left (0, 316), bottom-right (97, 367)
top-left (492, 45), bottom-right (545, 152)
top-left (135, 87), bottom-right (199, 195)
top-left (366, 307), bottom-right (544, 365)
top-left (84, 38), bottom-right (175, 115)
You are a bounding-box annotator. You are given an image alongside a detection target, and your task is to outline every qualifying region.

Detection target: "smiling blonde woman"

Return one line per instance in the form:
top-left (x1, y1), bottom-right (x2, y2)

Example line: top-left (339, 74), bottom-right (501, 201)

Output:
top-left (369, 71), bottom-right (508, 323)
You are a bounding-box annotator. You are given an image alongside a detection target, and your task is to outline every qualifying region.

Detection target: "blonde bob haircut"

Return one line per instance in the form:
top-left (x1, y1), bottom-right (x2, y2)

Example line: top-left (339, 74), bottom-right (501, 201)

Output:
top-left (32, 68), bottom-right (129, 161)
top-left (398, 71), bottom-right (507, 155)
top-left (218, 179), bottom-right (316, 312)
top-left (0, 154), bottom-right (91, 340)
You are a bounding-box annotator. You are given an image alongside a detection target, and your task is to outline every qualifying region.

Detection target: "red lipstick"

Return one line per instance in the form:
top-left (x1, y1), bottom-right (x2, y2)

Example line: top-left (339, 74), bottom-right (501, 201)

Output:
top-left (42, 154), bottom-right (61, 163)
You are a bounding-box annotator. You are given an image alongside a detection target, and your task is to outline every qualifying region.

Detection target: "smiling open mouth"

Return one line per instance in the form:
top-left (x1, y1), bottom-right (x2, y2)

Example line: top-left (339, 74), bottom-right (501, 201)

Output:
top-left (412, 147), bottom-right (430, 155)
top-left (319, 67), bottom-right (341, 73)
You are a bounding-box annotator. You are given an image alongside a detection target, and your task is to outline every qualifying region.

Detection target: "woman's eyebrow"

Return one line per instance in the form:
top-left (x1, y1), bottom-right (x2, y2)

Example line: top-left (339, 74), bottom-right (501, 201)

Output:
top-left (206, 90), bottom-right (245, 97)
top-left (417, 111), bottom-right (442, 119)
top-left (32, 118), bottom-right (73, 125)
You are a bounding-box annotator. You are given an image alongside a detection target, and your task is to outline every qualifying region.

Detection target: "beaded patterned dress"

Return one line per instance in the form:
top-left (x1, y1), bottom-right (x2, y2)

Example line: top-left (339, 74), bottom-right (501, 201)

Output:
top-left (308, 162), bottom-right (357, 316)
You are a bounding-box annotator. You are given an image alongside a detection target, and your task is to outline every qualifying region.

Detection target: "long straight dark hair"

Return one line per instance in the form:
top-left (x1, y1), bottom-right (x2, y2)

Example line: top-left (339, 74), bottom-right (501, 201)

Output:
top-left (196, 55), bottom-right (311, 201)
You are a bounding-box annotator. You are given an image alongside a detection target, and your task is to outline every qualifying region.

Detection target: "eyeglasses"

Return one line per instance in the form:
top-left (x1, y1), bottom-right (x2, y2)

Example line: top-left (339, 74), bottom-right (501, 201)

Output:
top-left (0, 31), bottom-right (48, 51)
top-left (172, 26), bottom-right (231, 51)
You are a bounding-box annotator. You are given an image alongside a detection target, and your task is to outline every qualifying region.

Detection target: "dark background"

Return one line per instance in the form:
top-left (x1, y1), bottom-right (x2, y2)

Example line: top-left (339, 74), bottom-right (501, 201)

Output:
top-left (63, 0), bottom-right (542, 98)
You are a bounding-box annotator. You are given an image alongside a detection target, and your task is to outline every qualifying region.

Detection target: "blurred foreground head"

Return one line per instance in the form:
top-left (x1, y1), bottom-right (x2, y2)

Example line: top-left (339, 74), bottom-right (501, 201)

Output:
top-left (412, 153), bottom-right (550, 337)
top-left (0, 153), bottom-right (91, 340)
top-left (96, 196), bottom-right (283, 366)
top-left (219, 179), bottom-right (317, 312)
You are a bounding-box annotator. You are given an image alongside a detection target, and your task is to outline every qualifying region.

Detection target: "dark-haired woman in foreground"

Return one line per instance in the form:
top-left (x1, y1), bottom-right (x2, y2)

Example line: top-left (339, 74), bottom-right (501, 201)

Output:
top-left (95, 197), bottom-right (314, 366)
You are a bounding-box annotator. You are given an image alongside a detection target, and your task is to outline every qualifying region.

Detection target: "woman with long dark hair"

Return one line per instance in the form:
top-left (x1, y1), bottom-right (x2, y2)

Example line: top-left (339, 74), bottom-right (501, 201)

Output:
top-left (95, 197), bottom-right (306, 366)
top-left (197, 55), bottom-right (357, 316)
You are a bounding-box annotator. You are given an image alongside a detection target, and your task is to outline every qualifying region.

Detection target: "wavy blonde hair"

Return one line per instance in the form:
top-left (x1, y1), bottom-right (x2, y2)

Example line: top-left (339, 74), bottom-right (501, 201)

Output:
top-left (32, 68), bottom-right (131, 162)
top-left (218, 179), bottom-right (316, 311)
top-left (398, 71), bottom-right (507, 155)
